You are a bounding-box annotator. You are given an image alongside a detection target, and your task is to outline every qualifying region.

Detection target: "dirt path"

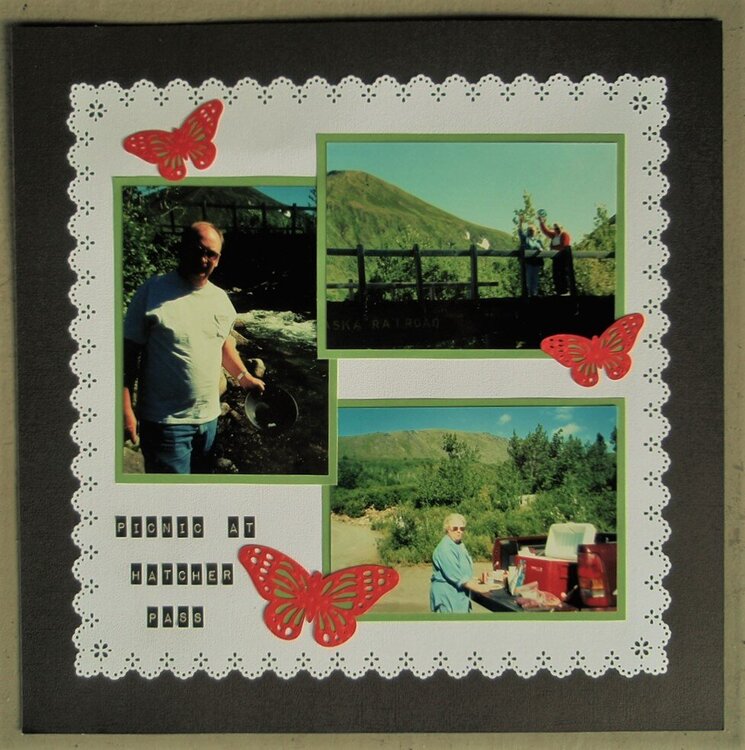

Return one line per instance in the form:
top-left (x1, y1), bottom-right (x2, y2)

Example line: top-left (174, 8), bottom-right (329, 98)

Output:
top-left (331, 515), bottom-right (493, 614)
top-left (330, 516), bottom-right (383, 569)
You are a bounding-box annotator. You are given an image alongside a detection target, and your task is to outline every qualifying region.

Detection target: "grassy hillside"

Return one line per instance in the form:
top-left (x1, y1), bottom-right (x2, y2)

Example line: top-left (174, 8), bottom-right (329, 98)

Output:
top-left (339, 429), bottom-right (509, 465)
top-left (325, 171), bottom-right (519, 299)
top-left (325, 170), bottom-right (513, 251)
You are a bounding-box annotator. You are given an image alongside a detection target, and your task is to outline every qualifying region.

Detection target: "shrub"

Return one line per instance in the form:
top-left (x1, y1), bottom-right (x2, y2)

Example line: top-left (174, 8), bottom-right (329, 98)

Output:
top-left (375, 504), bottom-right (502, 565)
top-left (338, 457), bottom-right (364, 489)
top-left (499, 510), bottom-right (545, 537)
top-left (377, 505), bottom-right (443, 565)
top-left (465, 532), bottom-right (494, 561)
top-left (341, 494), bottom-right (367, 518)
top-left (329, 488), bottom-right (366, 518)
top-left (362, 484), bottom-right (418, 511)
top-left (330, 484), bottom-right (419, 517)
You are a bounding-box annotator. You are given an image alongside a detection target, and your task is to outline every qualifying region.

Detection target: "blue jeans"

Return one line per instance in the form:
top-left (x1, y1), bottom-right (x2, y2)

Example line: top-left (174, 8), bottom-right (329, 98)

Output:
top-left (525, 263), bottom-right (541, 297)
top-left (140, 419), bottom-right (218, 474)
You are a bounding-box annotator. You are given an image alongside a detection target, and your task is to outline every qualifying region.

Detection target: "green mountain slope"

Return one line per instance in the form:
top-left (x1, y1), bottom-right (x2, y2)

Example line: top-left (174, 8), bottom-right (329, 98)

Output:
top-left (339, 429), bottom-right (509, 465)
top-left (325, 171), bottom-right (520, 298)
top-left (325, 170), bottom-right (513, 251)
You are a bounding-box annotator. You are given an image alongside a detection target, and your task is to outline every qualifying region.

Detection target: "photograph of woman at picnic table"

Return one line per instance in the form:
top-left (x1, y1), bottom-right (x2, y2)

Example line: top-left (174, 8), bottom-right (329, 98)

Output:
top-left (329, 402), bottom-right (619, 615)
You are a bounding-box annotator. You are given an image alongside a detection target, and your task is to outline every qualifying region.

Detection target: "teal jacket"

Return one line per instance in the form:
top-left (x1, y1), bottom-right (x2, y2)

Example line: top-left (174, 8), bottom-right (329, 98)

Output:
top-left (430, 535), bottom-right (473, 613)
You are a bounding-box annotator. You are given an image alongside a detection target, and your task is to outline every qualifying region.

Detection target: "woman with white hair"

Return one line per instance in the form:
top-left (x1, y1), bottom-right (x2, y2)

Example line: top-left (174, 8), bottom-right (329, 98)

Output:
top-left (429, 513), bottom-right (476, 613)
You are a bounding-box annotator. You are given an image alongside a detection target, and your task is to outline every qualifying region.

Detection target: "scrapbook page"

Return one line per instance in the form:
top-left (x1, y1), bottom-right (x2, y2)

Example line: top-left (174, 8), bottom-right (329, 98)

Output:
top-left (13, 19), bottom-right (723, 733)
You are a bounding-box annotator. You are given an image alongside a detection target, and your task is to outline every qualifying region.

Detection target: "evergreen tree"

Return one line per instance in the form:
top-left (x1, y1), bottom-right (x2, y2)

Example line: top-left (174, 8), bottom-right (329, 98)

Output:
top-left (418, 433), bottom-right (484, 506)
top-left (492, 461), bottom-right (525, 511)
top-left (507, 425), bottom-right (554, 493)
top-left (585, 433), bottom-right (615, 493)
top-left (553, 432), bottom-right (591, 489)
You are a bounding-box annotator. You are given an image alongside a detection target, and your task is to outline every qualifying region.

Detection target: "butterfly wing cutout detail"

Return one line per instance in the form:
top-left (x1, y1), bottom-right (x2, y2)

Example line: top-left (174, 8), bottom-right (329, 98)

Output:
top-left (541, 333), bottom-right (600, 387)
top-left (123, 99), bottom-right (223, 181)
top-left (308, 565), bottom-right (400, 647)
top-left (238, 545), bottom-right (399, 647)
top-left (541, 313), bottom-right (645, 387)
top-left (238, 545), bottom-right (312, 642)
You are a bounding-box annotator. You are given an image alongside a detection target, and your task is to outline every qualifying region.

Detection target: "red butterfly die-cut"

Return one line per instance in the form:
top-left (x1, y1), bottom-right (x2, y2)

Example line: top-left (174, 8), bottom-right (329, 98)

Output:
top-left (238, 545), bottom-right (399, 647)
top-left (123, 99), bottom-right (223, 181)
top-left (540, 313), bottom-right (645, 387)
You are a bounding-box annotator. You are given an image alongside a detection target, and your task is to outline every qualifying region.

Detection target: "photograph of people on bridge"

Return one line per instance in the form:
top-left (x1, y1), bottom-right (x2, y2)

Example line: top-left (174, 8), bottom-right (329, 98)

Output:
top-left (117, 180), bottom-right (333, 482)
top-left (319, 135), bottom-right (623, 355)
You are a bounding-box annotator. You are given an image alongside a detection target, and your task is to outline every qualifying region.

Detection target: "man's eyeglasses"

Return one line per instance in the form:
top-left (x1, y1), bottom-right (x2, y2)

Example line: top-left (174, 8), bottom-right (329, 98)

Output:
top-left (193, 244), bottom-right (221, 261)
top-left (450, 526), bottom-right (466, 531)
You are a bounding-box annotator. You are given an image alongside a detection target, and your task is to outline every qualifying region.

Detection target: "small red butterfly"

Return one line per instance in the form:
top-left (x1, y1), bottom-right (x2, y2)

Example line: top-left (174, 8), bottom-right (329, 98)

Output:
top-left (238, 545), bottom-right (399, 647)
top-left (540, 313), bottom-right (645, 387)
top-left (123, 99), bottom-right (223, 181)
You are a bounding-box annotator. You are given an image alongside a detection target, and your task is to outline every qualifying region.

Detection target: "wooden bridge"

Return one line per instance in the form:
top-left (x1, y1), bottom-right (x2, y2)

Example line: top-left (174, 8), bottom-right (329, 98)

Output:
top-left (325, 244), bottom-right (616, 350)
top-left (156, 201), bottom-right (317, 236)
top-left (327, 243), bottom-right (614, 304)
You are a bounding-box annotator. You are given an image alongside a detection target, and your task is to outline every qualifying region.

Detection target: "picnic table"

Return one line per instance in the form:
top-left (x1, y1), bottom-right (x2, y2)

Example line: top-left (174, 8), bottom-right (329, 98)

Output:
top-left (469, 583), bottom-right (578, 613)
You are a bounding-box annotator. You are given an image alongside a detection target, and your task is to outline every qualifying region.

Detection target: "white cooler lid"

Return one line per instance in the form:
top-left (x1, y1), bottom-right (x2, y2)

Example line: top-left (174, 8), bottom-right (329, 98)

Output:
top-left (545, 523), bottom-right (596, 561)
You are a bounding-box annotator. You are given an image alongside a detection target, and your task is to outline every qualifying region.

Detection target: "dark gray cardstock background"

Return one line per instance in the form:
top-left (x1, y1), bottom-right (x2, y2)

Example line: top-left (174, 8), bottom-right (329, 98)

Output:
top-left (12, 18), bottom-right (723, 734)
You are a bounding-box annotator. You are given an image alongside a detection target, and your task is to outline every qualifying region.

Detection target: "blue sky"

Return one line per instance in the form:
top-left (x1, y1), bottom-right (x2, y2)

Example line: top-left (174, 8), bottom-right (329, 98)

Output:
top-left (326, 140), bottom-right (618, 239)
top-left (257, 185), bottom-right (315, 207)
top-left (339, 405), bottom-right (617, 444)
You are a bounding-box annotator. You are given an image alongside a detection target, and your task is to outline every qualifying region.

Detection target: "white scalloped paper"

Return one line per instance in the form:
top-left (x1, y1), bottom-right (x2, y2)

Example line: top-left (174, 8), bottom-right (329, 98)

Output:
top-left (67, 75), bottom-right (669, 679)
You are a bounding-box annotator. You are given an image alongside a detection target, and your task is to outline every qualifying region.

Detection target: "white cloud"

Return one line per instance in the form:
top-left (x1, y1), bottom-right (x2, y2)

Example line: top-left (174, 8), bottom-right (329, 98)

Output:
top-left (554, 407), bottom-right (575, 422)
top-left (553, 422), bottom-right (582, 437)
top-left (498, 414), bottom-right (512, 425)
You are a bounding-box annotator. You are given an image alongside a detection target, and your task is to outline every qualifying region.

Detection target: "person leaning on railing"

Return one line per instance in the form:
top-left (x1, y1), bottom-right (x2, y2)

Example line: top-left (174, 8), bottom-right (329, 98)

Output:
top-left (518, 214), bottom-right (545, 298)
top-left (539, 215), bottom-right (577, 296)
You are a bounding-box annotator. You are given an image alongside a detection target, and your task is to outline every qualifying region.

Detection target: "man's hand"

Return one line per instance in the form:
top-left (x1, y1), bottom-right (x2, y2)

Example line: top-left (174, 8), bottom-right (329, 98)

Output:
top-left (240, 373), bottom-right (266, 394)
top-left (124, 401), bottom-right (139, 444)
top-left (222, 338), bottom-right (266, 394)
top-left (123, 340), bottom-right (142, 444)
top-left (124, 414), bottom-right (140, 445)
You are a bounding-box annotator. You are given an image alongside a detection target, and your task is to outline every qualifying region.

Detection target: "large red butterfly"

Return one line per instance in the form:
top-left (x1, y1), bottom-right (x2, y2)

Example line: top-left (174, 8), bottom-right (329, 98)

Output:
top-left (238, 545), bottom-right (399, 647)
top-left (540, 313), bottom-right (645, 387)
top-left (123, 99), bottom-right (223, 181)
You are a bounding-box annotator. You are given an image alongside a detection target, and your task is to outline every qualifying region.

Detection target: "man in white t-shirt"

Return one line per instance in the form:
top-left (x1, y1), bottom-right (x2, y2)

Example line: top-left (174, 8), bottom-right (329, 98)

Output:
top-left (123, 221), bottom-right (265, 473)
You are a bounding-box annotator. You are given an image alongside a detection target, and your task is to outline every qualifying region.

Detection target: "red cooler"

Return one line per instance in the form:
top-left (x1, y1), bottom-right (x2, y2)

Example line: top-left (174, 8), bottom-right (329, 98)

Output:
top-left (512, 523), bottom-right (596, 598)
top-left (514, 554), bottom-right (577, 599)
